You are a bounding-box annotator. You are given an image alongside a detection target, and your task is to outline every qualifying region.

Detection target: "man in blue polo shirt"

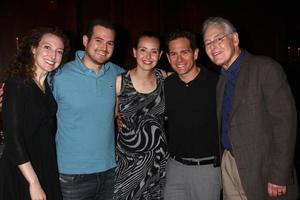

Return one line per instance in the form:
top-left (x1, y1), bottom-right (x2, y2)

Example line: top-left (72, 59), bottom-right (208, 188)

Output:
top-left (52, 19), bottom-right (124, 200)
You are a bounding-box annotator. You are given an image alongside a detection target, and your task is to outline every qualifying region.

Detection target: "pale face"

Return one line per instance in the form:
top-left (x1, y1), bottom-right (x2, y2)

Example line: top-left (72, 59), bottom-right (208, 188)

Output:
top-left (203, 24), bottom-right (240, 70)
top-left (167, 37), bottom-right (199, 79)
top-left (32, 33), bottom-right (64, 73)
top-left (83, 25), bottom-right (115, 68)
top-left (133, 36), bottom-right (162, 71)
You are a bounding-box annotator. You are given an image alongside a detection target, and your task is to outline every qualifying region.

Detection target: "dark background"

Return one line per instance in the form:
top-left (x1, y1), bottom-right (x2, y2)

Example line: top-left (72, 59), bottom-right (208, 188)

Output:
top-left (1, 0), bottom-right (300, 188)
top-left (1, 1), bottom-right (300, 68)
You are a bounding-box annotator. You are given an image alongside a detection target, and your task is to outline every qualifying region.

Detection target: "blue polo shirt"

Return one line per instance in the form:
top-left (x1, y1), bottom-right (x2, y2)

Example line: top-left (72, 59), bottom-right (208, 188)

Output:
top-left (52, 50), bottom-right (125, 174)
top-left (221, 50), bottom-right (245, 150)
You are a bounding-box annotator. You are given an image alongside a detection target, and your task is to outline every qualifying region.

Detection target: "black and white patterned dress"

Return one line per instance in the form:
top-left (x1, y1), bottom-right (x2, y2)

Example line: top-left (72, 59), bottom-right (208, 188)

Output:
top-left (114, 69), bottom-right (168, 200)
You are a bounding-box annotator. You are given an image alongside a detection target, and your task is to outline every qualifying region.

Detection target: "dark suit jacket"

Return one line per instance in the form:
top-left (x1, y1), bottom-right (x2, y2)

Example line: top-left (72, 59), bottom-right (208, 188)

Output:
top-left (217, 51), bottom-right (298, 200)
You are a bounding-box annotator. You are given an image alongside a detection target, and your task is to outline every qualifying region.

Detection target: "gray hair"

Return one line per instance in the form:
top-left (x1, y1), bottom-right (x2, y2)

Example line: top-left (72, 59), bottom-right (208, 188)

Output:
top-left (202, 17), bottom-right (237, 35)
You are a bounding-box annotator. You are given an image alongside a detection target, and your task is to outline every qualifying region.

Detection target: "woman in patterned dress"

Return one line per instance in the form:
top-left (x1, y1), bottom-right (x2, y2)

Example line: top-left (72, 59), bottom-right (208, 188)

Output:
top-left (114, 32), bottom-right (169, 200)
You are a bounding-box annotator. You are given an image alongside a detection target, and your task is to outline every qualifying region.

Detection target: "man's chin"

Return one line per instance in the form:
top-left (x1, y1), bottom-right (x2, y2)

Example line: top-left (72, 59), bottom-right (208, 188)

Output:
top-left (93, 57), bottom-right (110, 65)
top-left (174, 69), bottom-right (187, 75)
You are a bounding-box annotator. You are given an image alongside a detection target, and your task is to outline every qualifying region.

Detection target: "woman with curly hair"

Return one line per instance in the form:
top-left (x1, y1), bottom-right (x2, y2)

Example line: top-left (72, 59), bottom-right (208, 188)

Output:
top-left (0, 27), bottom-right (69, 200)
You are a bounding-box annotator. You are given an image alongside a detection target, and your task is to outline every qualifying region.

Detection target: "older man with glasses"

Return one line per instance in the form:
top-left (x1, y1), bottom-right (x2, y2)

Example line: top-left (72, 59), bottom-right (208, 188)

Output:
top-left (202, 16), bottom-right (298, 200)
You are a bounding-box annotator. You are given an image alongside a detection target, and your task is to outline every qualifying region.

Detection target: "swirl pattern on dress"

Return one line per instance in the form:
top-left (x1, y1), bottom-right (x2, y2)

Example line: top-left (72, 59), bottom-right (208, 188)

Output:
top-left (114, 69), bottom-right (168, 200)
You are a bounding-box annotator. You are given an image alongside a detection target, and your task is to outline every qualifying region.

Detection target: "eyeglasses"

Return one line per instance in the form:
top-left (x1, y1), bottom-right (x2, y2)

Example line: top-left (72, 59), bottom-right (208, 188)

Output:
top-left (204, 33), bottom-right (232, 49)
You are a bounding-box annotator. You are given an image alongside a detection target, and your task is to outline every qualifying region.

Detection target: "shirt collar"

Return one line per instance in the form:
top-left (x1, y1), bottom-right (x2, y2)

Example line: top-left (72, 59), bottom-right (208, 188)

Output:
top-left (75, 50), bottom-right (110, 75)
top-left (221, 50), bottom-right (245, 80)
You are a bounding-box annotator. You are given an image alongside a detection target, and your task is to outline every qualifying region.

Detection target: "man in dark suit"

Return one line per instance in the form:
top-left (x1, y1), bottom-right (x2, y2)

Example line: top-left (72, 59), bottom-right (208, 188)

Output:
top-left (202, 17), bottom-right (298, 200)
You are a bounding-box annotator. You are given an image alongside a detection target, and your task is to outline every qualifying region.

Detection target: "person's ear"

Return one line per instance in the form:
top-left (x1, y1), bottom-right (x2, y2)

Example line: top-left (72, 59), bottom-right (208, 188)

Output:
top-left (83, 35), bottom-right (89, 48)
top-left (31, 46), bottom-right (37, 55)
top-left (159, 50), bottom-right (163, 60)
top-left (133, 48), bottom-right (137, 58)
top-left (232, 32), bottom-right (239, 46)
top-left (194, 48), bottom-right (199, 61)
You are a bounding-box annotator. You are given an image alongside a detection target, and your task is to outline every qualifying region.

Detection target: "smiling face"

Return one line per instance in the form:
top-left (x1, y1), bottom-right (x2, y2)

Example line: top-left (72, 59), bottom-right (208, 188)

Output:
top-left (83, 25), bottom-right (115, 69)
top-left (167, 37), bottom-right (199, 80)
top-left (32, 33), bottom-right (64, 73)
top-left (133, 36), bottom-right (162, 71)
top-left (203, 24), bottom-right (240, 70)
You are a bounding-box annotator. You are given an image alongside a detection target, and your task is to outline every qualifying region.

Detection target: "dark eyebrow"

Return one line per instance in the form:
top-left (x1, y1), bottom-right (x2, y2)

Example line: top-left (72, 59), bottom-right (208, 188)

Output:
top-left (94, 36), bottom-right (104, 40)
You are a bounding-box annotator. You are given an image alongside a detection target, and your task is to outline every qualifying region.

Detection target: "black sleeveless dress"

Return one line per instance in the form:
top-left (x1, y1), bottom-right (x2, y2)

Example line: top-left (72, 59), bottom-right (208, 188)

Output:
top-left (114, 69), bottom-right (168, 200)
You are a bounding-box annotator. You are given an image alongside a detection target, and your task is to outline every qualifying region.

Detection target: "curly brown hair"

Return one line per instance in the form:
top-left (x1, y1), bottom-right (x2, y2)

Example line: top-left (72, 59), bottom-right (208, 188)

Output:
top-left (5, 27), bottom-right (70, 81)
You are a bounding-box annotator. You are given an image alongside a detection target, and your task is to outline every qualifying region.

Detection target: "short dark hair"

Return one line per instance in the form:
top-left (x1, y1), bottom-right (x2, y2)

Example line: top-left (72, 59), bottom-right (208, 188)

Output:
top-left (85, 18), bottom-right (116, 39)
top-left (165, 30), bottom-right (197, 52)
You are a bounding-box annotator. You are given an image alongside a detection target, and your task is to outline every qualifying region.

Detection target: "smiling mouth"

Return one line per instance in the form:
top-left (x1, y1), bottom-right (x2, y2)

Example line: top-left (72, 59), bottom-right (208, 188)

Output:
top-left (143, 60), bottom-right (153, 65)
top-left (176, 64), bottom-right (185, 68)
top-left (96, 50), bottom-right (108, 56)
top-left (212, 50), bottom-right (224, 57)
top-left (45, 60), bottom-right (54, 65)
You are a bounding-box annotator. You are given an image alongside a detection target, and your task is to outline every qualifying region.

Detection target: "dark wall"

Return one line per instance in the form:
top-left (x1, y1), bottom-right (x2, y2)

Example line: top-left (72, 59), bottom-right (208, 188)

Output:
top-left (1, 0), bottom-right (299, 69)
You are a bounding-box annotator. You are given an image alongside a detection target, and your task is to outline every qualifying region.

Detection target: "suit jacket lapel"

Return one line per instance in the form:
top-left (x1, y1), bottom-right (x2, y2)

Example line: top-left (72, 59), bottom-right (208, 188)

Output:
top-left (230, 54), bottom-right (250, 120)
top-left (216, 75), bottom-right (226, 129)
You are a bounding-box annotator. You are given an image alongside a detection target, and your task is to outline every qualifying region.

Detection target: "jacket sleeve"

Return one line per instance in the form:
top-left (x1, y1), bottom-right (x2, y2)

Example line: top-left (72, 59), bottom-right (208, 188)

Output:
top-left (262, 59), bottom-right (297, 185)
top-left (2, 79), bottom-right (29, 165)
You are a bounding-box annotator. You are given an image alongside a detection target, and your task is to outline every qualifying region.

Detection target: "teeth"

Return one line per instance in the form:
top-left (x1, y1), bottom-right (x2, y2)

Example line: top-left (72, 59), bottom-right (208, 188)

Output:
top-left (143, 61), bottom-right (152, 65)
top-left (212, 51), bottom-right (221, 56)
top-left (96, 51), bottom-right (106, 56)
top-left (45, 60), bottom-right (54, 65)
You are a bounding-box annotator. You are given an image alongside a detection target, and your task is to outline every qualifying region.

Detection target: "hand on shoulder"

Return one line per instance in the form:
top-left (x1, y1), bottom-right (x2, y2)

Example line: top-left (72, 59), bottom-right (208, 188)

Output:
top-left (157, 69), bottom-right (173, 78)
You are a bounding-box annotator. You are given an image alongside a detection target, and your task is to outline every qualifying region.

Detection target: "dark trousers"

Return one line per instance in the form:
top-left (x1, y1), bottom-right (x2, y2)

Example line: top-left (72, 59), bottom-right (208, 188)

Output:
top-left (59, 168), bottom-right (115, 200)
